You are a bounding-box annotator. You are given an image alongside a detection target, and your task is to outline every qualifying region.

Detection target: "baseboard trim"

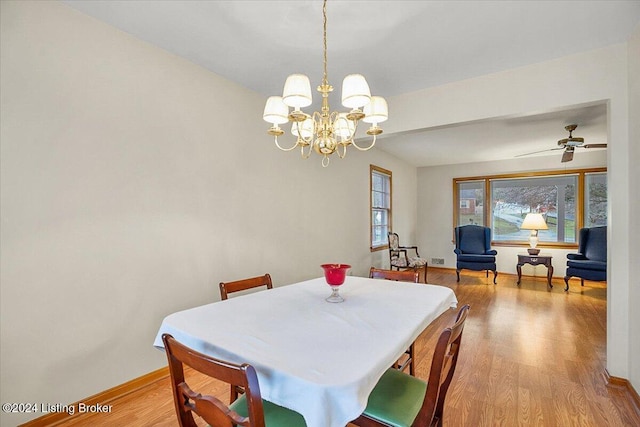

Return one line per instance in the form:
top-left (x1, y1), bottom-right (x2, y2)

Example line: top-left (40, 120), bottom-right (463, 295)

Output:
top-left (18, 367), bottom-right (169, 427)
top-left (604, 369), bottom-right (640, 415)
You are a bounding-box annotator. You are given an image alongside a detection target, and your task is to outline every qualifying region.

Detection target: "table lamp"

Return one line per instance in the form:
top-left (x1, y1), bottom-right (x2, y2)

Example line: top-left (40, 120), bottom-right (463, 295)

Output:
top-left (520, 213), bottom-right (548, 255)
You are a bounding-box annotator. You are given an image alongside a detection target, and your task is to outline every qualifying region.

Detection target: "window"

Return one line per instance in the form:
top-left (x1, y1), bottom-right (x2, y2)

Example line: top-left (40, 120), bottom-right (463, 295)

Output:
top-left (370, 165), bottom-right (392, 250)
top-left (491, 175), bottom-right (577, 243)
top-left (456, 180), bottom-right (485, 227)
top-left (453, 168), bottom-right (606, 248)
top-left (585, 172), bottom-right (607, 227)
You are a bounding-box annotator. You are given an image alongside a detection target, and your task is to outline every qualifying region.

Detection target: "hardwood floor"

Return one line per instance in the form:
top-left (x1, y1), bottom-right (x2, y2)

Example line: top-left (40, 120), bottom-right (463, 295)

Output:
top-left (54, 269), bottom-right (639, 426)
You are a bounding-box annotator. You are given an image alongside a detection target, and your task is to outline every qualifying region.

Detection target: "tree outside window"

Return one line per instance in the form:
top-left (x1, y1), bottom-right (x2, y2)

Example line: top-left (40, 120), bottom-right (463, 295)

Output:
top-left (585, 172), bottom-right (607, 227)
top-left (491, 176), bottom-right (576, 243)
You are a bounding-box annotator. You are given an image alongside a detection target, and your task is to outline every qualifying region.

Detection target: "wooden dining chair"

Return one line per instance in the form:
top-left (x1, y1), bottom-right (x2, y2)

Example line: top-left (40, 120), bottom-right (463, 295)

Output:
top-left (219, 273), bottom-right (273, 402)
top-left (162, 334), bottom-right (306, 427)
top-left (369, 267), bottom-right (420, 376)
top-left (369, 267), bottom-right (420, 283)
top-left (351, 304), bottom-right (471, 427)
top-left (219, 273), bottom-right (273, 301)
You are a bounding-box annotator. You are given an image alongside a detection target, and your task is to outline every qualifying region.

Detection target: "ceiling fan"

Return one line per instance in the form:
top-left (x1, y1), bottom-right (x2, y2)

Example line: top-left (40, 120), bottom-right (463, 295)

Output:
top-left (516, 124), bottom-right (607, 163)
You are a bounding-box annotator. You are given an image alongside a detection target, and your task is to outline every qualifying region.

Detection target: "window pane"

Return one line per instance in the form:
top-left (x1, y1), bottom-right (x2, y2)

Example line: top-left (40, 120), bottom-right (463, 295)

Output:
top-left (491, 175), bottom-right (577, 243)
top-left (372, 207), bottom-right (388, 247)
top-left (372, 208), bottom-right (388, 226)
top-left (371, 191), bottom-right (390, 209)
top-left (456, 181), bottom-right (484, 226)
top-left (372, 190), bottom-right (384, 208)
top-left (372, 225), bottom-right (388, 247)
top-left (585, 173), bottom-right (607, 227)
top-left (372, 172), bottom-right (388, 193)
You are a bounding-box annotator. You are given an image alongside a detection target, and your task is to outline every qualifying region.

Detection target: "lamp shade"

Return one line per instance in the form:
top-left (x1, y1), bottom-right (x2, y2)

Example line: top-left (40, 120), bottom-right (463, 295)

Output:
top-left (263, 96), bottom-right (289, 125)
top-left (334, 114), bottom-right (356, 139)
top-left (282, 74), bottom-right (313, 109)
top-left (341, 74), bottom-right (371, 109)
top-left (291, 117), bottom-right (314, 139)
top-left (362, 96), bottom-right (388, 124)
top-left (520, 213), bottom-right (549, 230)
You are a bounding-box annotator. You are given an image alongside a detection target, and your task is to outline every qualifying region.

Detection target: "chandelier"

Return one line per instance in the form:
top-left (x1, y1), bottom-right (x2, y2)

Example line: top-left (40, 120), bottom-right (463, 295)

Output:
top-left (262, 0), bottom-right (388, 167)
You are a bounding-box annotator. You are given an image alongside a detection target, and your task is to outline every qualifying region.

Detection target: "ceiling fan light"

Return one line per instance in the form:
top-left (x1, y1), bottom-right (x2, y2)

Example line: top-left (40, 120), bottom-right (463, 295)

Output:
top-left (282, 74), bottom-right (313, 109)
top-left (341, 74), bottom-right (371, 109)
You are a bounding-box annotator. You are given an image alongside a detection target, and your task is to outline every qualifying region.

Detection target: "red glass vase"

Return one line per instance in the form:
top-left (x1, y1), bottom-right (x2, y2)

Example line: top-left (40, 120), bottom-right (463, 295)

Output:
top-left (321, 264), bottom-right (350, 302)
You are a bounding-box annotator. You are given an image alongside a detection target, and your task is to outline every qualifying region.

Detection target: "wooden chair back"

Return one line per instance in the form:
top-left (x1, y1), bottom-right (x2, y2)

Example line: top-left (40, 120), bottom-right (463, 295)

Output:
top-left (218, 274), bottom-right (273, 402)
top-left (369, 267), bottom-right (420, 283)
top-left (219, 273), bottom-right (273, 300)
top-left (162, 333), bottom-right (266, 427)
top-left (418, 304), bottom-right (471, 426)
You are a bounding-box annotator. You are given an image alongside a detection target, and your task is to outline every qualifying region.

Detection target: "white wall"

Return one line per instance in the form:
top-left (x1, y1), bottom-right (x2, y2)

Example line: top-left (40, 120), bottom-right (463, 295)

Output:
top-left (627, 23), bottom-right (640, 397)
top-left (0, 1), bottom-right (417, 424)
top-left (388, 44), bottom-right (634, 386)
top-left (416, 151), bottom-right (606, 276)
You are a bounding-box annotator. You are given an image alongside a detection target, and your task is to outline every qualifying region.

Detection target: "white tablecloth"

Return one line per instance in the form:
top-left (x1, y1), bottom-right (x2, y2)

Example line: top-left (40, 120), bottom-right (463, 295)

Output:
top-left (154, 276), bottom-right (457, 427)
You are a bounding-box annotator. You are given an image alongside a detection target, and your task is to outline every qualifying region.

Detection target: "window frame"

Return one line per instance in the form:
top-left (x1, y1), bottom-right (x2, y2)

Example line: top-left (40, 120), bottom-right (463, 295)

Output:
top-left (370, 165), bottom-right (392, 252)
top-left (453, 167), bottom-right (606, 249)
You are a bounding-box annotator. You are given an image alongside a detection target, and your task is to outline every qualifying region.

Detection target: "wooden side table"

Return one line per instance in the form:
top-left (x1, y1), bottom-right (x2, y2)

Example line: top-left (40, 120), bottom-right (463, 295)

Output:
top-left (516, 253), bottom-right (553, 288)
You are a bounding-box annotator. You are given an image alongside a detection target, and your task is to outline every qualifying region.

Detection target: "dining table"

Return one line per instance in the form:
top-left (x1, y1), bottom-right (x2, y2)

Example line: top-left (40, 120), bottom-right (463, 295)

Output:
top-left (153, 275), bottom-right (458, 427)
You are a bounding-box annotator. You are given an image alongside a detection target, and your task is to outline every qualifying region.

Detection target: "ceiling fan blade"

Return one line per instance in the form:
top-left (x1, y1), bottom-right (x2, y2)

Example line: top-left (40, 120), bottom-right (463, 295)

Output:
top-left (583, 143), bottom-right (608, 149)
top-left (561, 149), bottom-right (574, 163)
top-left (515, 147), bottom-right (564, 158)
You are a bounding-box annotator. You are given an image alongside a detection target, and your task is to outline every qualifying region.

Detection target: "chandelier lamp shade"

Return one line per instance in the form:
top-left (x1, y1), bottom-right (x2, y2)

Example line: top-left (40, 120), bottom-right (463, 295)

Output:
top-left (262, 0), bottom-right (388, 167)
top-left (520, 213), bottom-right (549, 255)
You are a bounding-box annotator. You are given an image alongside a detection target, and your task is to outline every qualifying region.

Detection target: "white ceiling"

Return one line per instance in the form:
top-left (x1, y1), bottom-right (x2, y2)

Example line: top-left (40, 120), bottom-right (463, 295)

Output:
top-left (373, 102), bottom-right (609, 167)
top-left (63, 0), bottom-right (640, 167)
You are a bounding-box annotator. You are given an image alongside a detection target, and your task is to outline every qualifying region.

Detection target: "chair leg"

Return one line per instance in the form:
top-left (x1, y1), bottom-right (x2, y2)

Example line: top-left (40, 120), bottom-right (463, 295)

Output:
top-left (423, 265), bottom-right (428, 283)
top-left (486, 270), bottom-right (488, 278)
top-left (456, 270), bottom-right (460, 282)
top-left (395, 343), bottom-right (415, 376)
top-left (492, 270), bottom-right (498, 285)
top-left (409, 343), bottom-right (415, 376)
top-left (581, 278), bottom-right (584, 287)
top-left (564, 276), bottom-right (570, 292)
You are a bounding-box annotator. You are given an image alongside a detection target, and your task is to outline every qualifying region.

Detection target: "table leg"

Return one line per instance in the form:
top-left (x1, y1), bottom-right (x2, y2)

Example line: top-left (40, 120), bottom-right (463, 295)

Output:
top-left (547, 264), bottom-right (554, 288)
top-left (516, 263), bottom-right (523, 285)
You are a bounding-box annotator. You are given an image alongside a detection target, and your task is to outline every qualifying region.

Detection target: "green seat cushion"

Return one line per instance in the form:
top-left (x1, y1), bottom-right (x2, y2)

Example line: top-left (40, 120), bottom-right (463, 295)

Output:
top-left (229, 395), bottom-right (306, 426)
top-left (362, 368), bottom-right (427, 427)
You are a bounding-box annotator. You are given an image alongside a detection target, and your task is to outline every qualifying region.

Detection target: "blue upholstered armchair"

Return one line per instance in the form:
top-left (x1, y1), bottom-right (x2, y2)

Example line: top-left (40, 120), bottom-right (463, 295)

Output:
top-left (564, 226), bottom-right (607, 291)
top-left (454, 225), bottom-right (498, 284)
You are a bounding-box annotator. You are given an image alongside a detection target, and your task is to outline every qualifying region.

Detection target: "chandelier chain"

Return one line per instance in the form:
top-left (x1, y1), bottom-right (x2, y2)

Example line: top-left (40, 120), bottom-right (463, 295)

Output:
top-left (322, 0), bottom-right (328, 87)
